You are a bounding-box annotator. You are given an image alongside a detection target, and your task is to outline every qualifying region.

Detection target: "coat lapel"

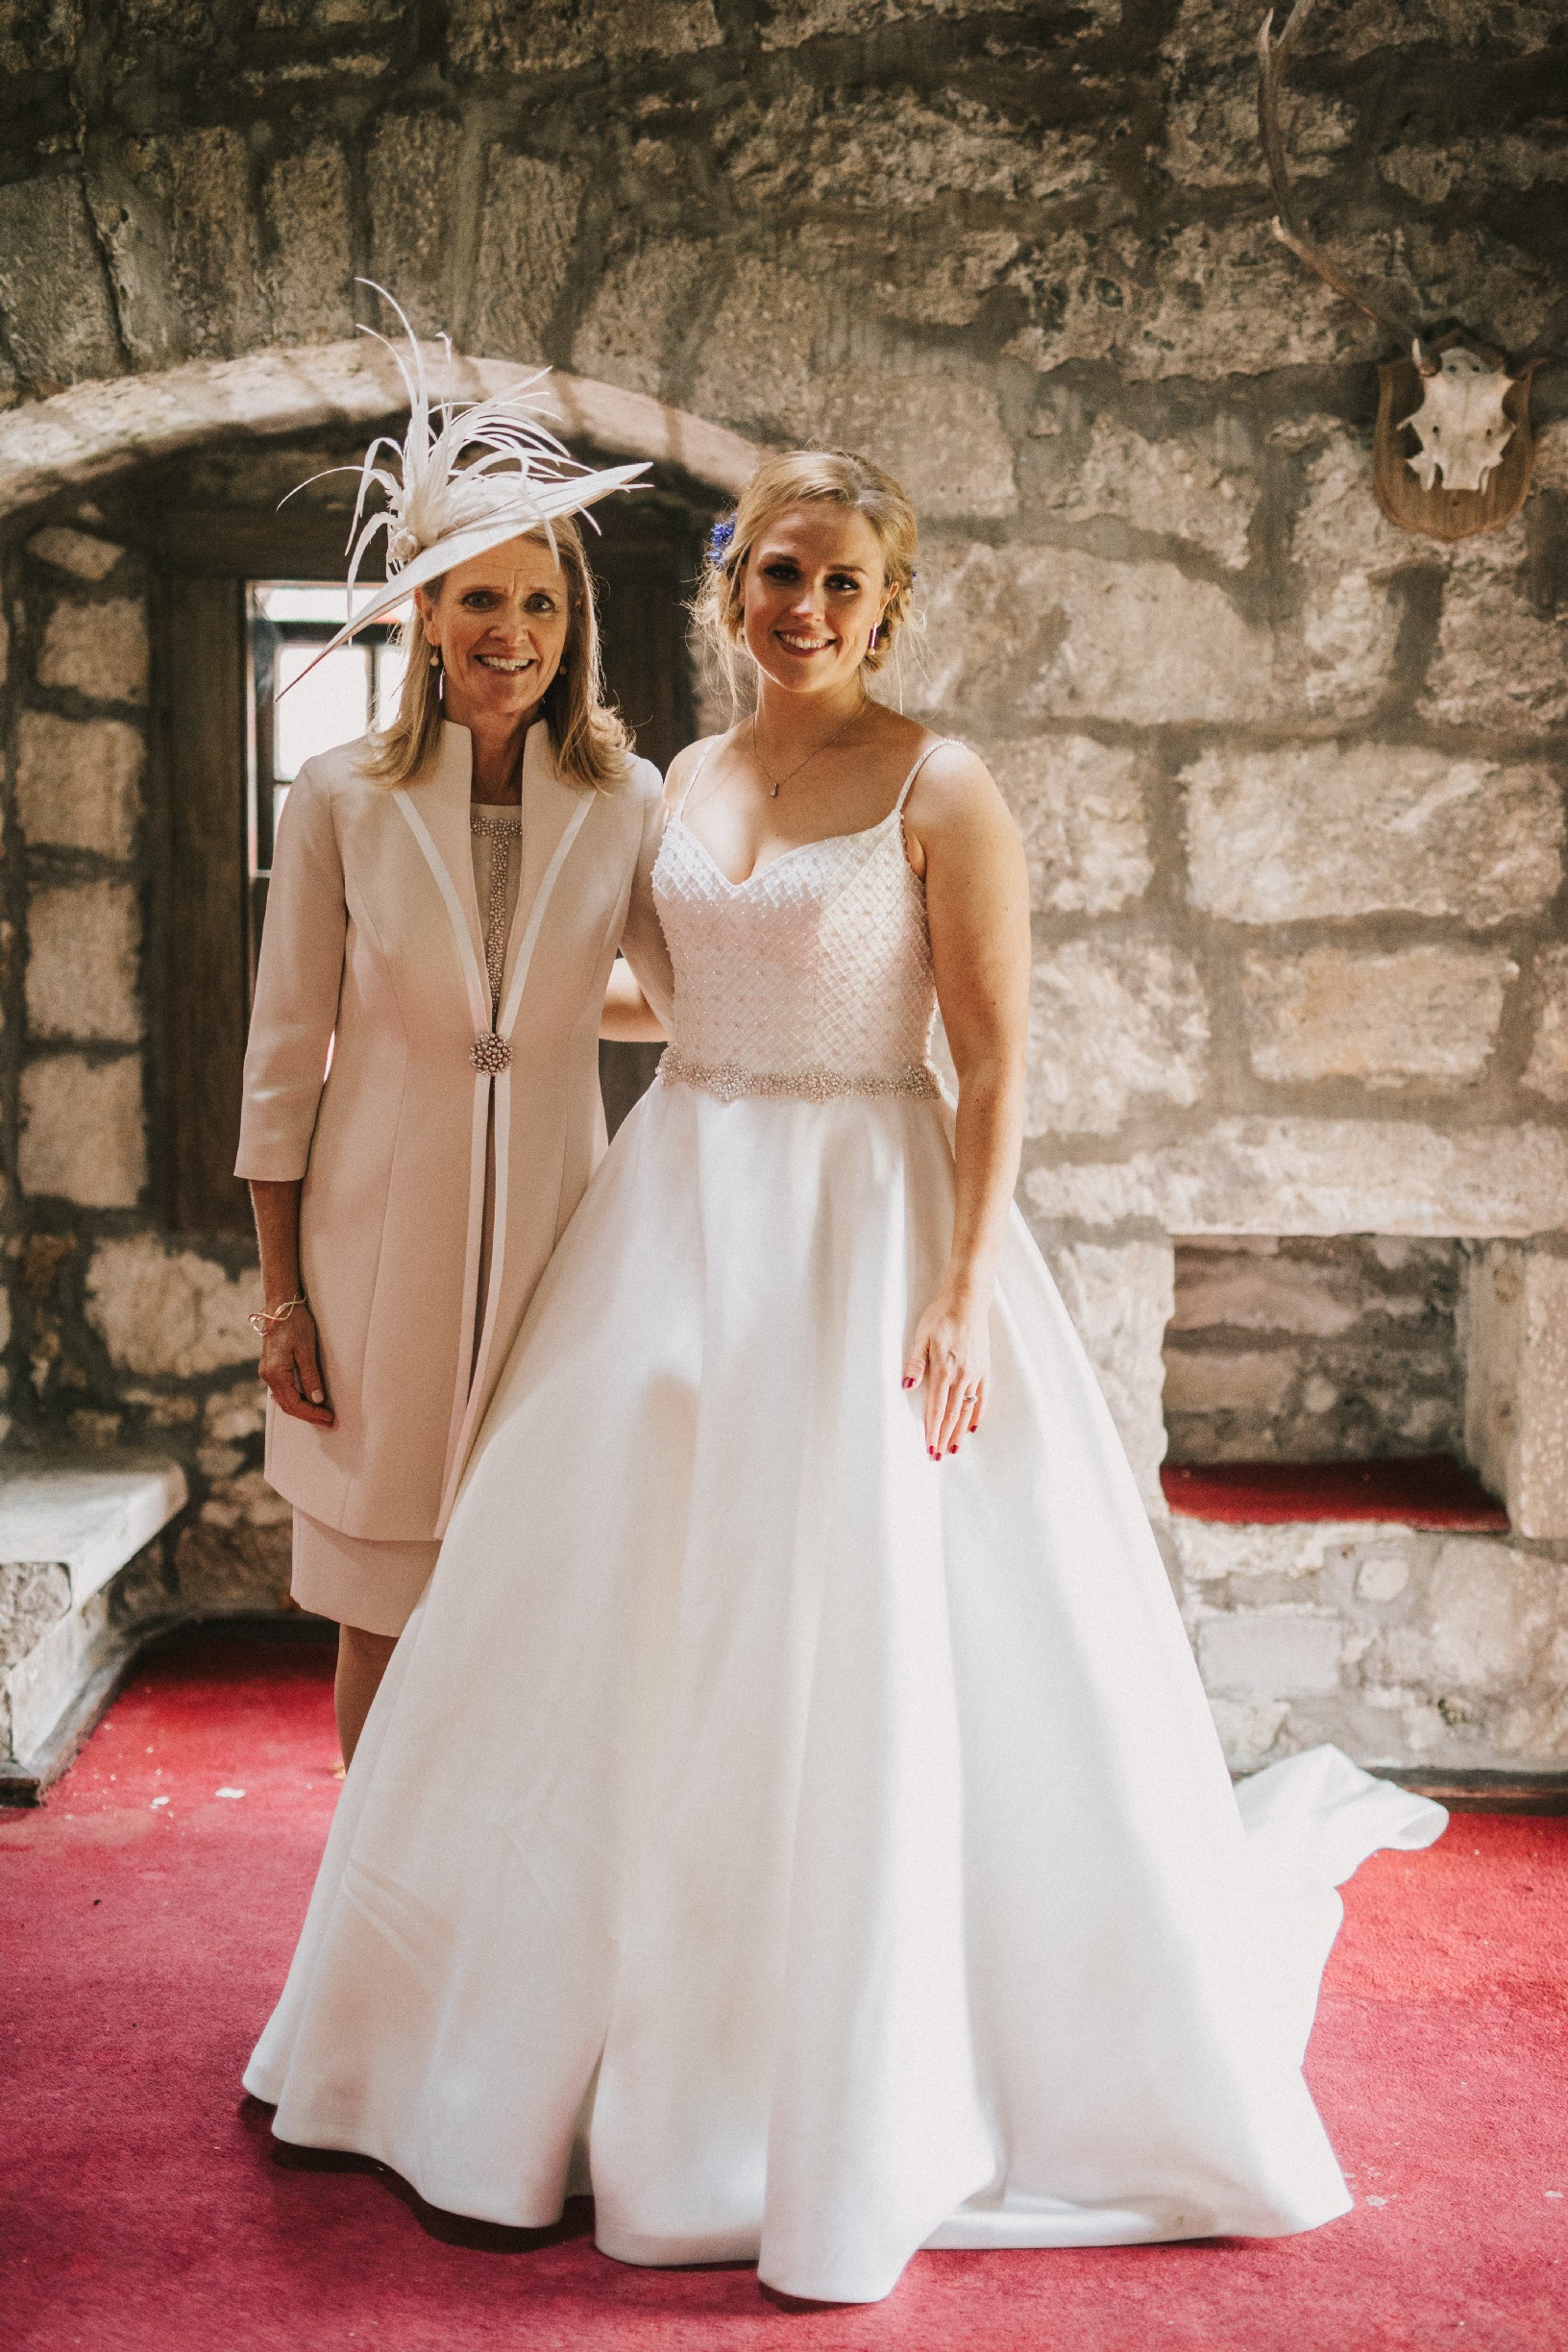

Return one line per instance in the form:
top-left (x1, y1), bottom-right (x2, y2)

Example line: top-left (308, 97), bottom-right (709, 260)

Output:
top-left (412, 721), bottom-right (486, 981)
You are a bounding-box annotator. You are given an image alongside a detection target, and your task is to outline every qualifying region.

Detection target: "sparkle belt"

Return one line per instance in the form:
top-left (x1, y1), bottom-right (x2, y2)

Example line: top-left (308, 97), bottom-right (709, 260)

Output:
top-left (659, 1051), bottom-right (940, 1105)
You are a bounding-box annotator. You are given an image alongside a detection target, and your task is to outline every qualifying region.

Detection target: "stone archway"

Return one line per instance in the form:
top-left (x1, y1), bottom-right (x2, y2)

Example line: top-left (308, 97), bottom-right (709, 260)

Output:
top-left (0, 342), bottom-right (765, 520)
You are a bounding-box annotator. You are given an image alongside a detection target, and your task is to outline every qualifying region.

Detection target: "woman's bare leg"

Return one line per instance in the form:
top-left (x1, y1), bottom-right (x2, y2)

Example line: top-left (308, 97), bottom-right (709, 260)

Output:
top-left (335, 1625), bottom-right (399, 1766)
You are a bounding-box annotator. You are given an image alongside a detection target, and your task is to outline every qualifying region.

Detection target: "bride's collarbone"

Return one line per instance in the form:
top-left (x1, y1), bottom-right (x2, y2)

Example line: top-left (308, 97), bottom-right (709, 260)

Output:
top-left (682, 733), bottom-right (931, 879)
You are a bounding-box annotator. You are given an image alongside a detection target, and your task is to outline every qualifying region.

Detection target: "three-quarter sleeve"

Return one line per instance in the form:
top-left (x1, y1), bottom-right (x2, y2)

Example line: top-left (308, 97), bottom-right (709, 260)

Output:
top-left (618, 761), bottom-right (675, 1030)
top-left (234, 763), bottom-right (348, 1182)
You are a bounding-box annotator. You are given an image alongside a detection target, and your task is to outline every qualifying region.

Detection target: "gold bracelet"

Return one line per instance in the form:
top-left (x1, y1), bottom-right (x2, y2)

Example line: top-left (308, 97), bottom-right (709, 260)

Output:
top-left (249, 1293), bottom-right (308, 1338)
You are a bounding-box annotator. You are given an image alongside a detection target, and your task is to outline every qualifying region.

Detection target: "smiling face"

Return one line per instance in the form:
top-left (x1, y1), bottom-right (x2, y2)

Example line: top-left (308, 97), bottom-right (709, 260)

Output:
top-left (416, 534), bottom-right (571, 730)
top-left (740, 502), bottom-right (891, 700)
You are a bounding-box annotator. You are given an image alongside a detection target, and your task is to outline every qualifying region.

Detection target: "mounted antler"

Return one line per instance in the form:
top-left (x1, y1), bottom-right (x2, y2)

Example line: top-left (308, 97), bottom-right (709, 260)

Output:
top-left (1257, 0), bottom-right (1541, 537)
top-left (1257, 0), bottom-right (1422, 352)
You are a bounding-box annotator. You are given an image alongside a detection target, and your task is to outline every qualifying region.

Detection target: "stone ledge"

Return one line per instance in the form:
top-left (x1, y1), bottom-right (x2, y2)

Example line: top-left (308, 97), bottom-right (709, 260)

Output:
top-left (0, 1457), bottom-right (187, 1611)
top-left (0, 1455), bottom-right (188, 1793)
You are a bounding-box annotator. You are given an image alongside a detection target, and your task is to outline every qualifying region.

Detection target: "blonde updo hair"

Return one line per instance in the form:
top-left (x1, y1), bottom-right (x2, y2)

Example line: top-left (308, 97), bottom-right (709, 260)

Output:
top-left (367, 513), bottom-right (631, 794)
top-left (694, 448), bottom-right (919, 703)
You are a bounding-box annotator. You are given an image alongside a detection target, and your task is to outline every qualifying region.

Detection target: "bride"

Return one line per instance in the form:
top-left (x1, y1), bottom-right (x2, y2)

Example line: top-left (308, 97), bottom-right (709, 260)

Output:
top-left (246, 447), bottom-right (1443, 2306)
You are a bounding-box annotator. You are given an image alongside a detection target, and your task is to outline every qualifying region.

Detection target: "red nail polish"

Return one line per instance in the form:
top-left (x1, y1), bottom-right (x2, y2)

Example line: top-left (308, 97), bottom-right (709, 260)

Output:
top-left (949, 1442), bottom-right (958, 1454)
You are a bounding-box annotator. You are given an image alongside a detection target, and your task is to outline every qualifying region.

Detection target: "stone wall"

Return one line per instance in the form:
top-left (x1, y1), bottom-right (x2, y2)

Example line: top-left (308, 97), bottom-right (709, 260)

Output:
top-left (0, 0), bottom-right (1564, 1770)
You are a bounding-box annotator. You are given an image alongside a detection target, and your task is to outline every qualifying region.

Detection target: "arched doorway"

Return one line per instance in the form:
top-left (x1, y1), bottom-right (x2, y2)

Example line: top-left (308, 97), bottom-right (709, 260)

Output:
top-left (0, 348), bottom-right (762, 1231)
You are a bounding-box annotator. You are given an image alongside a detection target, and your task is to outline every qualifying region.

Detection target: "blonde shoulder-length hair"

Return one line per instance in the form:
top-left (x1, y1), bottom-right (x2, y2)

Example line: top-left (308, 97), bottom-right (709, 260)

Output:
top-left (365, 514), bottom-right (632, 794)
top-left (692, 448), bottom-right (919, 705)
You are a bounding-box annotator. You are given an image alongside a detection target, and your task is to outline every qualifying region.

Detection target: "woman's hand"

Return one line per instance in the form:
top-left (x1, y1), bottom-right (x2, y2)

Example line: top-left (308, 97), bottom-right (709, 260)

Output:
top-left (903, 1282), bottom-right (990, 1459)
top-left (258, 1305), bottom-right (334, 1428)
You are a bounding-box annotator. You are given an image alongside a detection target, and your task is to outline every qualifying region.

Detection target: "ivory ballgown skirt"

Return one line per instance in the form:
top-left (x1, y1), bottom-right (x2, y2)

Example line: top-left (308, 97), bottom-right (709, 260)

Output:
top-left (245, 1080), bottom-right (1444, 2303)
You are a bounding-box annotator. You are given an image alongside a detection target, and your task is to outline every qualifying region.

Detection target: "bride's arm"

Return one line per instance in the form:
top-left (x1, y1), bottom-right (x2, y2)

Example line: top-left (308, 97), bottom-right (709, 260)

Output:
top-left (901, 745), bottom-right (1031, 1460)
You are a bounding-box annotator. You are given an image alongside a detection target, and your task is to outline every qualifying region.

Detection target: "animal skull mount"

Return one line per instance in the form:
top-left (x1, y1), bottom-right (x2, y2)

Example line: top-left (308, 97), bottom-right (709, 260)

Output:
top-left (1403, 343), bottom-right (1515, 493)
top-left (1374, 333), bottom-right (1538, 545)
top-left (1258, 0), bottom-right (1542, 543)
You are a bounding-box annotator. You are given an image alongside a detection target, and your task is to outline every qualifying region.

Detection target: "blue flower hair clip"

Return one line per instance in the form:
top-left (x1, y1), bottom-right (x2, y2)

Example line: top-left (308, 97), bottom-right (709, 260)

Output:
top-left (707, 513), bottom-right (736, 562)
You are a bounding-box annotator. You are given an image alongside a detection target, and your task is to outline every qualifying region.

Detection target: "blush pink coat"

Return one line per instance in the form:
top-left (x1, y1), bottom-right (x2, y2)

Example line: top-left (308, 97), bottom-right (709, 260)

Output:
top-left (235, 719), bottom-right (671, 1542)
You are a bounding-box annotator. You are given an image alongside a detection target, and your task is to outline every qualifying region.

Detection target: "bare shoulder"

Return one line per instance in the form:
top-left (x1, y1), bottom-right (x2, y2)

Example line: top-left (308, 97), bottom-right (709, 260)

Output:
top-left (902, 735), bottom-right (1017, 846)
top-left (663, 732), bottom-right (728, 811)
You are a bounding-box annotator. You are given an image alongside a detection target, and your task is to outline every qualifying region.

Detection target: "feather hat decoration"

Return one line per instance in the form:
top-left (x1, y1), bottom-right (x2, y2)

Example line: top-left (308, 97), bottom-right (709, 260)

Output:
top-left (279, 283), bottom-right (649, 688)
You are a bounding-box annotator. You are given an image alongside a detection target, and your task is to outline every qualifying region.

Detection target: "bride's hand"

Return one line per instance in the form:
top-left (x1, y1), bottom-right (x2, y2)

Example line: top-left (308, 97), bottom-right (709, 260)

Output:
top-left (902, 1284), bottom-right (990, 1459)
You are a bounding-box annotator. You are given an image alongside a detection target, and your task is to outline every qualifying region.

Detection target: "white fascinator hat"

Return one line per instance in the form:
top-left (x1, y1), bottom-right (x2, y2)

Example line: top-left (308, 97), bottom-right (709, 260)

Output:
top-left (282, 283), bottom-right (649, 685)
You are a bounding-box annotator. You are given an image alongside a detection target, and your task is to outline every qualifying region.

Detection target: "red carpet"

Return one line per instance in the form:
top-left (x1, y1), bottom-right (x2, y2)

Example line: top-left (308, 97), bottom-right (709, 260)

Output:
top-left (1162, 1453), bottom-right (1510, 1530)
top-left (3, 1630), bottom-right (1564, 2352)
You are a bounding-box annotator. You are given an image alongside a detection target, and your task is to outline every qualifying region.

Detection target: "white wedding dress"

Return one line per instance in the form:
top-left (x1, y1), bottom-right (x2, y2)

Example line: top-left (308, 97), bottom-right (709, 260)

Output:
top-left (246, 745), bottom-right (1445, 2305)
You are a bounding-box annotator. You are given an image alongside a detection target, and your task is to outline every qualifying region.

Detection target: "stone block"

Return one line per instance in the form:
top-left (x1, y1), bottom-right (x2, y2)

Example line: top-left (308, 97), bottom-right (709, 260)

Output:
top-left (85, 1236), bottom-right (258, 1379)
top-left (1001, 217), bottom-right (1378, 382)
top-left (808, 371), bottom-right (1016, 522)
top-left (1168, 1516), bottom-right (1363, 1587)
top-left (719, 83), bottom-right (1096, 211)
top-left (1465, 1245), bottom-right (1568, 1540)
top-left (1164, 1347), bottom-right (1295, 1416)
top-left (449, 0), bottom-right (721, 70)
top-left (1286, 566), bottom-right (1404, 721)
top-left (1524, 945), bottom-right (1568, 1103)
top-left (1028, 417), bottom-right (1258, 567)
top-left (14, 713), bottom-right (143, 856)
top-left (175, 1516), bottom-right (291, 1611)
top-left (0, 0), bottom-right (80, 72)
top-left (876, 230), bottom-right (1022, 331)
top-left (687, 253), bottom-right (824, 436)
top-left (1024, 1117), bottom-right (1568, 1238)
top-left (982, 735), bottom-right (1150, 915)
top-left (1164, 70), bottom-right (1350, 193)
top-left (1424, 538), bottom-right (1568, 729)
top-left (0, 1562), bottom-right (72, 1668)
top-left (1424, 1539), bottom-right (1556, 1695)
top-left (760, 0), bottom-right (1109, 41)
top-left (200, 1466), bottom-right (291, 1531)
top-left (1381, 125), bottom-right (1568, 206)
top-left (1026, 943), bottom-right (1210, 1138)
top-left (1038, 1237), bottom-right (1174, 1511)
top-left (0, 1458), bottom-right (188, 1610)
top-left (916, 542), bottom-right (1275, 726)
top-left (160, 128), bottom-right (267, 358)
top-left (1171, 1236), bottom-right (1457, 1338)
top-left (36, 596), bottom-right (149, 707)
top-left (1182, 746), bottom-right (1562, 928)
top-left (572, 237), bottom-right (711, 401)
top-left (0, 176), bottom-right (122, 386)
top-left (1164, 0), bottom-right (1557, 66)
top-left (261, 141), bottom-right (354, 346)
top-left (26, 879), bottom-right (141, 1044)
top-left (27, 526), bottom-right (124, 581)
top-left (471, 152), bottom-right (582, 361)
top-left (1205, 1697), bottom-right (1290, 1770)
top-left (18, 1054), bottom-right (145, 1207)
top-left (1241, 945), bottom-right (1517, 1088)
top-left (1197, 1609), bottom-right (1344, 1697)
top-left (204, 1384), bottom-right (267, 1443)
top-left (368, 115), bottom-right (465, 333)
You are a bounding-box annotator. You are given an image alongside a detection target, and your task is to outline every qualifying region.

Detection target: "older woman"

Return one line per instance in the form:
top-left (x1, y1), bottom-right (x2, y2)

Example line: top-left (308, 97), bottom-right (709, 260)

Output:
top-left (237, 341), bottom-right (669, 1760)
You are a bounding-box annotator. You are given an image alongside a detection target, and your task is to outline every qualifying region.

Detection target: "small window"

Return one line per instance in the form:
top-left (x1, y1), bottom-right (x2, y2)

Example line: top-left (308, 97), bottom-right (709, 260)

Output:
top-left (245, 583), bottom-right (408, 976)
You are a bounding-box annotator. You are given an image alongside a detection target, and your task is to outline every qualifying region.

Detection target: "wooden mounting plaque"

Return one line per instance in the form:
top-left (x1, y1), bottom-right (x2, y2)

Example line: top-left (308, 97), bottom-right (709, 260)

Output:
top-left (1373, 352), bottom-right (1537, 543)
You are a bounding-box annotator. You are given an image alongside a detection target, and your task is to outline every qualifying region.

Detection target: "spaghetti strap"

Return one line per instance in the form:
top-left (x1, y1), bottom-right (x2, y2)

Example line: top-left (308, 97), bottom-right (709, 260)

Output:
top-left (674, 737), bottom-right (722, 821)
top-left (894, 736), bottom-right (957, 814)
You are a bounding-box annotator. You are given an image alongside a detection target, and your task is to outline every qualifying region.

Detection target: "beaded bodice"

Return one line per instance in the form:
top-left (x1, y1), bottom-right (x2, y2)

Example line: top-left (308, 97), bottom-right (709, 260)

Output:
top-left (651, 800), bottom-right (941, 1104)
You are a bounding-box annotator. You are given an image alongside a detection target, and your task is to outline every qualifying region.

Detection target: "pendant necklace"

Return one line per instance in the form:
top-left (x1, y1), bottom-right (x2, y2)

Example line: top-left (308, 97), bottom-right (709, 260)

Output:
top-left (750, 693), bottom-right (869, 799)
